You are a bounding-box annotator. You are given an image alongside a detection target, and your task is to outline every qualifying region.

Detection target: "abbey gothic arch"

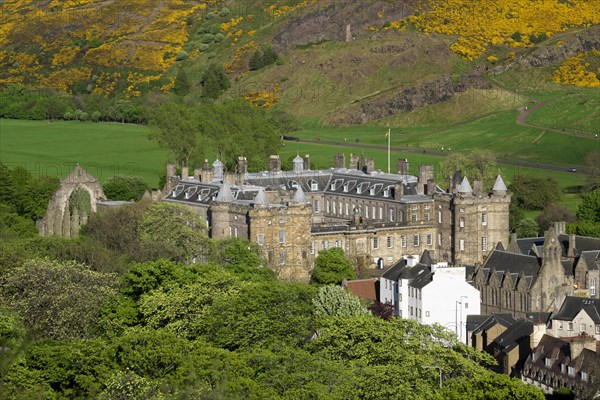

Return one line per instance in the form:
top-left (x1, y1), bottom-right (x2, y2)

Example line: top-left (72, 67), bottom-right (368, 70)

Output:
top-left (37, 164), bottom-right (107, 237)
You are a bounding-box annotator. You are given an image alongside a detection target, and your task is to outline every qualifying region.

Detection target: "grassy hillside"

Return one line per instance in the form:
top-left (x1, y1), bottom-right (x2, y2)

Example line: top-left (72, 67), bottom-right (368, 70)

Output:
top-left (0, 119), bottom-right (166, 187)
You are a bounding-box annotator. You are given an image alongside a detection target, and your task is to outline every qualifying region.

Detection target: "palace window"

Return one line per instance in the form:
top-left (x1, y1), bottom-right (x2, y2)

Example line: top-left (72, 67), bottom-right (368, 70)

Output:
top-left (309, 242), bottom-right (315, 254)
top-left (379, 207), bottom-right (383, 220)
top-left (427, 234), bottom-right (433, 246)
top-left (459, 217), bottom-right (465, 228)
top-left (481, 236), bottom-right (487, 252)
top-left (401, 235), bottom-right (407, 248)
top-left (590, 278), bottom-right (596, 296)
top-left (438, 211), bottom-right (442, 223)
top-left (335, 240), bottom-right (341, 248)
top-left (373, 237), bottom-right (379, 249)
top-left (568, 366), bottom-right (575, 377)
top-left (323, 240), bottom-right (329, 250)
top-left (568, 322), bottom-right (574, 331)
top-left (438, 233), bottom-right (442, 246)
top-left (411, 213), bottom-right (418, 222)
top-left (424, 213), bottom-right (430, 221)
top-left (315, 200), bottom-right (320, 212)
top-left (279, 230), bottom-right (285, 244)
top-left (390, 209), bottom-right (395, 222)
top-left (482, 212), bottom-right (488, 226)
top-left (387, 236), bottom-right (393, 248)
top-left (413, 234), bottom-right (420, 247)
top-left (459, 239), bottom-right (465, 251)
top-left (257, 234), bottom-right (265, 246)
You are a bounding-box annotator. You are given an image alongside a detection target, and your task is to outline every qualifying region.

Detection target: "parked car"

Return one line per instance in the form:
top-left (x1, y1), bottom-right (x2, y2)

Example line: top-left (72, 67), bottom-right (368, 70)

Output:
top-left (567, 167), bottom-right (577, 172)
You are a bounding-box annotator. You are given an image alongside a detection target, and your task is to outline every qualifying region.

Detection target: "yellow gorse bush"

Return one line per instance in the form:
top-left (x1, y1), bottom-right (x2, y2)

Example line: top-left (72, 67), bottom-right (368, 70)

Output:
top-left (384, 0), bottom-right (600, 60)
top-left (552, 51), bottom-right (600, 88)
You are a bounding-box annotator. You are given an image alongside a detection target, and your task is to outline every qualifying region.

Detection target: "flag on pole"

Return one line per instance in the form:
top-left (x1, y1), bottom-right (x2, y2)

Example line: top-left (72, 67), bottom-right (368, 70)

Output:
top-left (385, 130), bottom-right (389, 137)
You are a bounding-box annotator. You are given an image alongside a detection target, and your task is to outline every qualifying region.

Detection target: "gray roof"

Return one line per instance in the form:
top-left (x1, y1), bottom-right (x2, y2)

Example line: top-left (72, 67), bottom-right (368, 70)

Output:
top-left (215, 182), bottom-right (234, 202)
top-left (291, 186), bottom-right (307, 204)
top-left (253, 188), bottom-right (269, 206)
top-left (492, 175), bottom-right (507, 192)
top-left (481, 249), bottom-right (541, 287)
top-left (552, 296), bottom-right (600, 323)
top-left (472, 314), bottom-right (516, 334)
top-left (491, 319), bottom-right (533, 354)
top-left (457, 176), bottom-right (473, 193)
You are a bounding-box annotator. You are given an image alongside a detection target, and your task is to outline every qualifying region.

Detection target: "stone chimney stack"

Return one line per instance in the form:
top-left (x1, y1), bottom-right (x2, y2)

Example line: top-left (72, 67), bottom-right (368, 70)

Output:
top-left (303, 154), bottom-right (311, 170)
top-left (269, 155), bottom-right (281, 173)
top-left (473, 179), bottom-right (482, 195)
top-left (237, 156), bottom-right (248, 175)
top-left (568, 234), bottom-right (577, 257)
top-left (334, 153), bottom-right (346, 169)
top-left (530, 322), bottom-right (547, 348)
top-left (201, 159), bottom-right (213, 183)
top-left (167, 163), bottom-right (176, 178)
top-left (396, 158), bottom-right (409, 175)
top-left (181, 166), bottom-right (189, 180)
top-left (570, 335), bottom-right (596, 359)
top-left (554, 221), bottom-right (566, 234)
top-left (427, 179), bottom-right (436, 196)
top-left (394, 182), bottom-right (404, 201)
top-left (349, 153), bottom-right (358, 170)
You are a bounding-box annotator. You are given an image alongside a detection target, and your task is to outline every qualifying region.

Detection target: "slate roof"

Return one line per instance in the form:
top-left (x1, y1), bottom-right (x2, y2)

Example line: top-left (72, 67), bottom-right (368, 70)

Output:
top-left (466, 314), bottom-right (490, 333)
top-left (516, 235), bottom-right (600, 257)
top-left (552, 296), bottom-right (600, 323)
top-left (480, 249), bottom-right (541, 288)
top-left (472, 314), bottom-right (516, 335)
top-left (491, 319), bottom-right (533, 354)
top-left (381, 259), bottom-right (407, 281)
top-left (524, 312), bottom-right (552, 324)
top-left (577, 250), bottom-right (600, 271)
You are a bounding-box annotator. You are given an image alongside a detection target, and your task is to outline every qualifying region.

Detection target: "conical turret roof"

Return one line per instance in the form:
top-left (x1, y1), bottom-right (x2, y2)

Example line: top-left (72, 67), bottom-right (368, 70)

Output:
top-left (215, 182), bottom-right (234, 202)
top-left (493, 175), bottom-right (507, 192)
top-left (291, 185), bottom-right (307, 204)
top-left (457, 176), bottom-right (473, 193)
top-left (253, 188), bottom-right (269, 207)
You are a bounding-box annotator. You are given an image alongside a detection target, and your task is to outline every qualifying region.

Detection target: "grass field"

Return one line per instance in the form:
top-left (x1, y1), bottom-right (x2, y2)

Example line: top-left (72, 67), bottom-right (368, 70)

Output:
top-left (1, 118), bottom-right (588, 212)
top-left (0, 119), bottom-right (167, 187)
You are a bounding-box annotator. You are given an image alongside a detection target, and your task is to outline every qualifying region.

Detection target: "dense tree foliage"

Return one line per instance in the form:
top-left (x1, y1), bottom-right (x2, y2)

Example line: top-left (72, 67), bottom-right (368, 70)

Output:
top-left (535, 203), bottom-right (576, 233)
top-left (584, 151), bottom-right (600, 190)
top-left (102, 175), bottom-right (149, 202)
top-left (249, 45), bottom-right (280, 70)
top-left (149, 100), bottom-right (280, 171)
top-left (441, 149), bottom-right (500, 191)
top-left (200, 63), bottom-right (230, 99)
top-left (313, 285), bottom-right (370, 318)
top-left (514, 218), bottom-right (540, 238)
top-left (311, 247), bottom-right (356, 284)
top-left (509, 174), bottom-right (562, 210)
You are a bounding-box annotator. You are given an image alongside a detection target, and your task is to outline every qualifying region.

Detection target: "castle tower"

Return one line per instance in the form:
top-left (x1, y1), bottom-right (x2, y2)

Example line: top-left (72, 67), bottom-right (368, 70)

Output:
top-left (209, 182), bottom-right (233, 239)
top-left (451, 175), bottom-right (510, 265)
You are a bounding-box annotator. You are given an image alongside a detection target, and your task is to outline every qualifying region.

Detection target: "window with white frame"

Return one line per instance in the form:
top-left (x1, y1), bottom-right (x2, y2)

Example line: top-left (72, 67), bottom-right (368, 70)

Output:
top-left (309, 242), bottom-right (315, 254)
top-left (580, 323), bottom-right (586, 333)
top-left (596, 324), bottom-right (600, 334)
top-left (459, 239), bottom-right (465, 251)
top-left (425, 311), bottom-right (430, 317)
top-left (590, 278), bottom-right (596, 296)
top-left (315, 200), bottom-right (320, 212)
top-left (323, 240), bottom-right (329, 250)
top-left (482, 212), bottom-right (487, 226)
top-left (335, 240), bottom-right (341, 248)
top-left (279, 251), bottom-right (285, 265)
top-left (401, 235), bottom-right (407, 248)
top-left (326, 200), bottom-right (330, 213)
top-left (279, 230), bottom-right (285, 244)
top-left (311, 181), bottom-right (318, 190)
top-left (411, 205), bottom-right (418, 211)
top-left (424, 204), bottom-right (430, 210)
top-left (339, 202), bottom-right (343, 215)
top-left (427, 234), bottom-right (433, 246)
top-left (228, 226), bottom-right (232, 237)
top-left (411, 213), bottom-right (418, 222)
top-left (373, 237), bottom-right (379, 249)
top-left (459, 217), bottom-right (465, 228)
top-left (372, 206), bottom-right (376, 219)
top-left (545, 358), bottom-right (552, 368)
top-left (481, 236), bottom-right (487, 252)
top-left (438, 233), bottom-right (442, 246)
top-left (424, 213), bottom-right (430, 221)
top-left (582, 371), bottom-right (588, 382)
top-left (459, 207), bottom-right (464, 212)
top-left (413, 234), bottom-right (420, 247)
top-left (438, 211), bottom-right (442, 223)
top-left (387, 236), bottom-right (393, 248)
top-left (379, 207), bottom-right (383, 220)
top-left (365, 206), bottom-right (369, 218)
top-left (568, 322), bottom-right (574, 331)
top-left (257, 234), bottom-right (265, 246)
top-left (390, 209), bottom-right (395, 222)
top-left (568, 366), bottom-right (575, 376)
top-left (332, 201), bottom-right (336, 214)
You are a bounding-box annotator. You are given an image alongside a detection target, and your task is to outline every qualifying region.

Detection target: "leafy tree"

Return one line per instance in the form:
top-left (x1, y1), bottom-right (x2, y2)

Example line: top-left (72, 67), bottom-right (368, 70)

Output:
top-left (368, 301), bottom-right (395, 320)
top-left (509, 174), bottom-right (562, 210)
top-left (576, 188), bottom-right (600, 223)
top-left (268, 109), bottom-right (302, 134)
top-left (149, 103), bottom-right (199, 167)
top-left (584, 151), bottom-right (600, 190)
top-left (441, 149), bottom-right (500, 191)
top-left (312, 285), bottom-right (369, 318)
top-left (0, 308), bottom-right (27, 373)
top-left (535, 203), bottom-right (576, 232)
top-left (98, 370), bottom-right (164, 400)
top-left (311, 247), bottom-right (356, 284)
top-left (514, 218), bottom-right (540, 238)
top-left (0, 203), bottom-right (38, 239)
top-left (173, 68), bottom-right (190, 96)
top-left (102, 175), bottom-right (149, 202)
top-left (442, 371), bottom-right (545, 400)
top-left (211, 238), bottom-right (274, 281)
top-left (139, 202), bottom-right (210, 263)
top-left (249, 45), bottom-right (279, 70)
top-left (200, 63), bottom-right (230, 99)
top-left (200, 281), bottom-right (317, 350)
top-left (0, 258), bottom-right (118, 340)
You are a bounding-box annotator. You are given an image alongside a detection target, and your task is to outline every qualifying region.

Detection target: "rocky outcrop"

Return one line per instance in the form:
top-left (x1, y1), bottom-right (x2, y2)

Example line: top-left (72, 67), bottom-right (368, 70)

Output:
top-left (341, 74), bottom-right (491, 125)
top-left (272, 0), bottom-right (417, 53)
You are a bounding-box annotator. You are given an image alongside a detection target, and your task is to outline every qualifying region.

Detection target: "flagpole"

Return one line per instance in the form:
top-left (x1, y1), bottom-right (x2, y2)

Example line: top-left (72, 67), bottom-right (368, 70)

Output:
top-left (387, 128), bottom-right (391, 174)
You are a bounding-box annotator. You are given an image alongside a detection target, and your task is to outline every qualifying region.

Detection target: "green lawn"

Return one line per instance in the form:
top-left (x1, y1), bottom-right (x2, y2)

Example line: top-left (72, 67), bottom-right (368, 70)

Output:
top-left (0, 119), bottom-right (167, 187)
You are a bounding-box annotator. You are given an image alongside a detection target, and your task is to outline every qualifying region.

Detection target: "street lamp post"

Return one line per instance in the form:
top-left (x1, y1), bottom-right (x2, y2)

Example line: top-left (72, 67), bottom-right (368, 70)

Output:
top-left (455, 295), bottom-right (468, 343)
top-left (422, 365), bottom-right (443, 388)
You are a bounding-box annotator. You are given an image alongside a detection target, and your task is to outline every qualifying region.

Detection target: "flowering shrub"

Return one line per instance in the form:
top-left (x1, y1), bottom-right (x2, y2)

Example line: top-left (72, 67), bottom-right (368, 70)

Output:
top-left (242, 91), bottom-right (278, 109)
top-left (552, 51), bottom-right (600, 88)
top-left (384, 0), bottom-right (600, 60)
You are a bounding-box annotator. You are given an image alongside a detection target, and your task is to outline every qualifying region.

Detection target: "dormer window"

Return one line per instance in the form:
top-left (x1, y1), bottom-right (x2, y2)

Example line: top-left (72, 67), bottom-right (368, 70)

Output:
top-left (545, 358), bottom-right (552, 368)
top-left (561, 363), bottom-right (565, 373)
top-left (357, 182), bottom-right (370, 194)
top-left (383, 186), bottom-right (391, 198)
top-left (582, 371), bottom-right (588, 381)
top-left (309, 180), bottom-right (318, 191)
top-left (568, 366), bottom-right (575, 376)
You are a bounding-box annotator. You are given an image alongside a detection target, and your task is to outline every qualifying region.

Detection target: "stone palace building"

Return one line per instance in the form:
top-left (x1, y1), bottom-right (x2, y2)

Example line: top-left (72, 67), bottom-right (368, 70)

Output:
top-left (163, 153), bottom-right (511, 281)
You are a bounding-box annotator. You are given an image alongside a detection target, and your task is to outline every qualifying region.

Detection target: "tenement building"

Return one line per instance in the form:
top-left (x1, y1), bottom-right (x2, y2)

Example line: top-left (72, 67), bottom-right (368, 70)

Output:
top-left (163, 153), bottom-right (511, 281)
